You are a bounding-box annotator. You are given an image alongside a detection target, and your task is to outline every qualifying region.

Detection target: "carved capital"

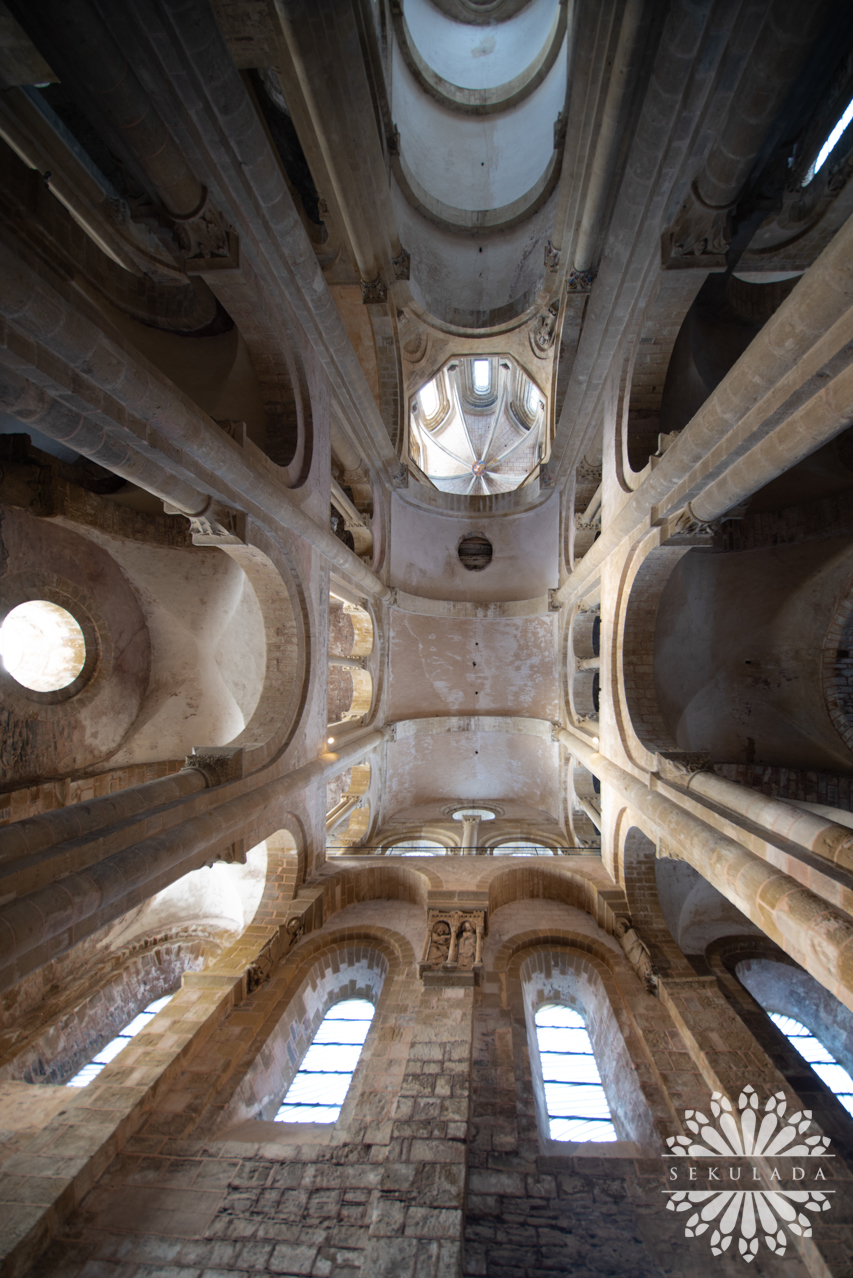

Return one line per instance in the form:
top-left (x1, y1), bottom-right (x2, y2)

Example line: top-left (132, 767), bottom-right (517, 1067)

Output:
top-left (661, 182), bottom-right (732, 268)
top-left (215, 419), bottom-right (247, 446)
top-left (530, 301), bottom-right (560, 356)
top-left (576, 460), bottom-right (602, 485)
top-left (245, 916), bottom-right (304, 994)
top-left (574, 511), bottom-right (600, 531)
top-left (165, 497), bottom-right (247, 546)
top-left (175, 191), bottom-right (239, 271)
top-left (664, 503), bottom-right (716, 545)
top-left (185, 746), bottom-right (245, 787)
top-left (656, 751), bottom-right (711, 783)
top-left (567, 267), bottom-right (594, 293)
top-left (392, 245), bottom-right (410, 280)
top-left (544, 239), bottom-right (560, 272)
top-left (361, 274), bottom-right (387, 304)
top-left (548, 588), bottom-right (563, 612)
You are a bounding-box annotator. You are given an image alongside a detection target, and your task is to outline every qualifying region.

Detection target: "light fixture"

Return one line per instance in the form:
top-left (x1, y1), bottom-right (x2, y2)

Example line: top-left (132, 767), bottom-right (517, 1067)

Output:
top-left (327, 736), bottom-right (335, 745)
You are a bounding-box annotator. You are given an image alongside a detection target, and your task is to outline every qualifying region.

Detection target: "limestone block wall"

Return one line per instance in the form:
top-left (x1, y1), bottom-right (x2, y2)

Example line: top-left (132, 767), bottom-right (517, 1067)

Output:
top-left (0, 867), bottom-right (849, 1278)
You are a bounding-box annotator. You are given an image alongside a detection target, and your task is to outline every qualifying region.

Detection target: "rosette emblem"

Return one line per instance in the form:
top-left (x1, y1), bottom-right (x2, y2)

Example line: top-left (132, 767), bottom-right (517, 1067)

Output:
top-left (665, 1086), bottom-right (832, 1262)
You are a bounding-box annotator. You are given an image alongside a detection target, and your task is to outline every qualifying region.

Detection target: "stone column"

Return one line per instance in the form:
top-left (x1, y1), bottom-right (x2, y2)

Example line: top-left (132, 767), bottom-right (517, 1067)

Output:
top-left (0, 727), bottom-right (391, 993)
top-left (460, 813), bottom-right (481, 854)
top-left (678, 765), bottom-right (853, 874)
top-left (558, 727), bottom-right (853, 1013)
top-left (555, 207), bottom-right (853, 605)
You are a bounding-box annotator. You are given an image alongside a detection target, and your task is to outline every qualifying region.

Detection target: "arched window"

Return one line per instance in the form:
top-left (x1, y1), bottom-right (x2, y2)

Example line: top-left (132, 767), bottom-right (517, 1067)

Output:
top-left (472, 358), bottom-right (491, 394)
top-left (493, 841), bottom-right (555, 856)
top-left (770, 1013), bottom-right (853, 1116)
top-left (66, 993), bottom-right (174, 1087)
top-left (534, 1004), bottom-right (617, 1142)
top-left (391, 839), bottom-right (447, 856)
top-left (274, 998), bottom-right (374, 1123)
top-left (802, 94), bottom-right (853, 187)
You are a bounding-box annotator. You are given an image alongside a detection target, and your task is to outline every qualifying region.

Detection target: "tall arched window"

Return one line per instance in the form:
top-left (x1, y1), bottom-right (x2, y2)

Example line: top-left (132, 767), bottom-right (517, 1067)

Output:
top-left (770, 1013), bottom-right (853, 1116)
top-left (66, 993), bottom-right (174, 1087)
top-left (534, 1004), bottom-right (617, 1141)
top-left (274, 998), bottom-right (374, 1123)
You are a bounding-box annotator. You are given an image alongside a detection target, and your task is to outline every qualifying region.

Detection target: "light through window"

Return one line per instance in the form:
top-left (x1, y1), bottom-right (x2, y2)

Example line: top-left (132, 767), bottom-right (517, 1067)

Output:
top-left (770, 1013), bottom-right (853, 1116)
top-left (802, 94), bottom-right (853, 187)
top-left (275, 998), bottom-right (374, 1123)
top-left (472, 359), bottom-right (490, 393)
top-left (392, 840), bottom-right (447, 855)
top-left (66, 994), bottom-right (174, 1087)
top-left (419, 378), bottom-right (440, 419)
top-left (535, 1004), bottom-right (617, 1141)
top-left (494, 842), bottom-right (554, 856)
top-left (0, 600), bottom-right (85, 692)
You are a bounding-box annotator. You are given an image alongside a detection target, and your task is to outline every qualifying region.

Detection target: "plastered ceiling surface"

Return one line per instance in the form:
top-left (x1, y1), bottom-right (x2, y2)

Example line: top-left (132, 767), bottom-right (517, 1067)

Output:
top-left (382, 731), bottom-right (562, 823)
top-left (388, 612), bottom-right (559, 720)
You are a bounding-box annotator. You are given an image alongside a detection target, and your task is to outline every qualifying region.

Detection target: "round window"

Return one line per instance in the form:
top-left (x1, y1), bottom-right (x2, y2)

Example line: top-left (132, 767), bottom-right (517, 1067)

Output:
top-left (458, 533), bottom-right (492, 571)
top-left (0, 600), bottom-right (86, 691)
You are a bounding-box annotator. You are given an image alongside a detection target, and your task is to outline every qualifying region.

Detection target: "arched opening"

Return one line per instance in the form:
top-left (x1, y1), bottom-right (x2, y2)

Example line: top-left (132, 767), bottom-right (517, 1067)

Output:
top-left (274, 997), bottom-right (376, 1123)
top-left (519, 947), bottom-right (659, 1151)
top-left (328, 592), bottom-right (374, 733)
top-left (533, 1003), bottom-right (617, 1142)
top-left (65, 993), bottom-right (175, 1088)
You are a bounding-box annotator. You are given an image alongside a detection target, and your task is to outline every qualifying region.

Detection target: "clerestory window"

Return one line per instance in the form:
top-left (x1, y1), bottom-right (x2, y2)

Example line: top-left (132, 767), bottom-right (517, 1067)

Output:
top-left (534, 1004), bottom-right (617, 1141)
top-left (472, 358), bottom-right (491, 394)
top-left (802, 93), bottom-right (853, 187)
top-left (770, 1013), bottom-right (853, 1116)
top-left (66, 993), bottom-right (174, 1087)
top-left (394, 840), bottom-right (447, 855)
top-left (274, 998), bottom-right (374, 1123)
top-left (493, 841), bottom-right (555, 855)
top-left (419, 378), bottom-right (440, 419)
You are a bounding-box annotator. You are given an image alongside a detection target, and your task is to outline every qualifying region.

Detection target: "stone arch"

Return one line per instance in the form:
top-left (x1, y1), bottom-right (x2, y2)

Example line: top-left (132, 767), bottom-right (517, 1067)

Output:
top-left (711, 937), bottom-right (853, 1081)
top-left (317, 863), bottom-right (435, 922)
top-left (613, 530), bottom-right (690, 768)
top-left (218, 532), bottom-right (309, 768)
top-left (0, 926), bottom-right (217, 1087)
top-left (706, 936), bottom-right (853, 1157)
top-left (215, 930), bottom-right (412, 1129)
top-left (0, 514), bottom-right (151, 785)
top-left (504, 940), bottom-right (665, 1152)
top-left (486, 863), bottom-right (601, 918)
top-left (327, 592), bottom-right (375, 732)
top-left (380, 824), bottom-right (460, 854)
